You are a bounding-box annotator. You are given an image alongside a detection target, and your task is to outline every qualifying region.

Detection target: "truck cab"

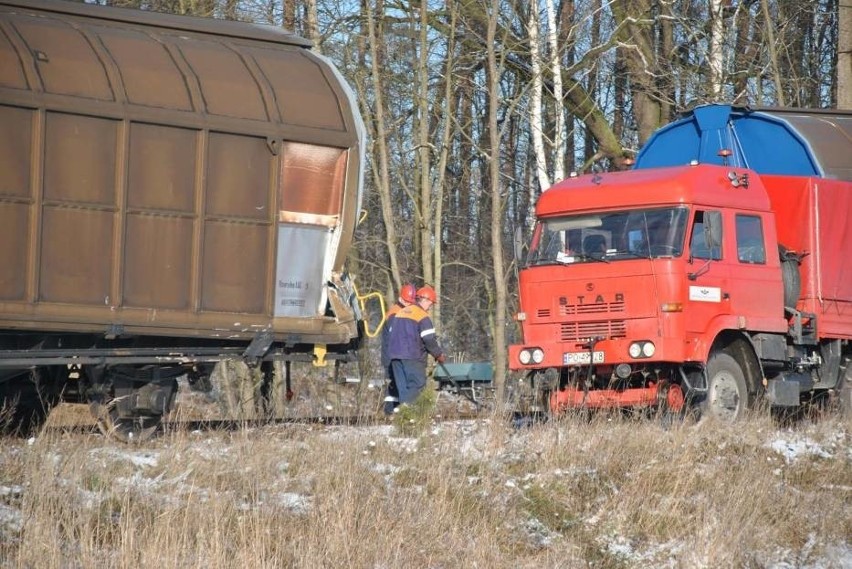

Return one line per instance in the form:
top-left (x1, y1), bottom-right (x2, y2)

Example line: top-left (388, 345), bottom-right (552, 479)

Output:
top-left (511, 164), bottom-right (785, 417)
top-left (510, 105), bottom-right (851, 420)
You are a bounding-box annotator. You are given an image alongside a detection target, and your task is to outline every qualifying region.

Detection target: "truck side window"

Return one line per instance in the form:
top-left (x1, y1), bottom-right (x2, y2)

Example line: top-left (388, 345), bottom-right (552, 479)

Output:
top-left (736, 214), bottom-right (766, 264)
top-left (689, 211), bottom-right (721, 260)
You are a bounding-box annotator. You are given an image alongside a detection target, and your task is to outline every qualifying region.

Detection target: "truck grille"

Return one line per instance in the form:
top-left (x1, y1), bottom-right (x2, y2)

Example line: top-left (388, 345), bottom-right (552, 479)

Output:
top-left (559, 301), bottom-right (625, 316)
top-left (536, 301), bottom-right (625, 320)
top-left (560, 320), bottom-right (627, 341)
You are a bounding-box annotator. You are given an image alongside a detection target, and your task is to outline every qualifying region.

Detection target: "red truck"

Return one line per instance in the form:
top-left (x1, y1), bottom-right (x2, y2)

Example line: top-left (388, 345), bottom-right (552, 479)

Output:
top-left (509, 105), bottom-right (851, 420)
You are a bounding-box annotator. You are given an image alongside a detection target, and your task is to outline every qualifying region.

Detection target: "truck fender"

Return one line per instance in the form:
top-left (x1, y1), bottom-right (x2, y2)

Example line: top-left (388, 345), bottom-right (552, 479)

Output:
top-left (686, 316), bottom-right (753, 362)
top-left (709, 332), bottom-right (765, 397)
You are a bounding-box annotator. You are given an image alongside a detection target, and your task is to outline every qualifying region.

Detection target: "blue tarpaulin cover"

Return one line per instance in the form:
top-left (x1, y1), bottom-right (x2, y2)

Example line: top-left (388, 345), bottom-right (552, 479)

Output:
top-left (635, 105), bottom-right (852, 181)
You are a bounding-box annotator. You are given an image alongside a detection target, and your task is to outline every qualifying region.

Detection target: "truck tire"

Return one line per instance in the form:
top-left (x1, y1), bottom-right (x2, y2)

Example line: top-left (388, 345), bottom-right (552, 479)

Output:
top-left (702, 351), bottom-right (750, 421)
top-left (779, 245), bottom-right (801, 309)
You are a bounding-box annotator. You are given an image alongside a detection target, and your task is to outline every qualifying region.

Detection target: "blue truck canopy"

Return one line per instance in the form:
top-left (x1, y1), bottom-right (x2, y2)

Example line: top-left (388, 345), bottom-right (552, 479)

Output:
top-left (635, 104), bottom-right (852, 181)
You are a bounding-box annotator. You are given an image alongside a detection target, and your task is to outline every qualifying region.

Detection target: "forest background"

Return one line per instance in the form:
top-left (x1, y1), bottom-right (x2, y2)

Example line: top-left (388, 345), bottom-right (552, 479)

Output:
top-left (97, 0), bottom-right (851, 397)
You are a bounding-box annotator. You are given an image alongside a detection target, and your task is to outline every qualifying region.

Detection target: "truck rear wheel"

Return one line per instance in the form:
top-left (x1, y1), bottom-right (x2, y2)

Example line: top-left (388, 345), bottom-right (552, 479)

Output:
top-left (702, 352), bottom-right (750, 421)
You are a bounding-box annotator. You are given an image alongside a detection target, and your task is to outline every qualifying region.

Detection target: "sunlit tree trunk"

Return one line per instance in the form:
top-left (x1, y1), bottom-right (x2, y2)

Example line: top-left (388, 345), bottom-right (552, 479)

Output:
top-left (282, 0), bottom-right (296, 31)
top-left (486, 0), bottom-right (507, 403)
top-left (416, 0), bottom-right (433, 289)
top-left (305, 0), bottom-right (320, 52)
top-left (545, 0), bottom-right (564, 182)
top-left (837, 0), bottom-right (851, 109)
top-left (708, 0), bottom-right (725, 100)
top-left (528, 2), bottom-right (551, 193)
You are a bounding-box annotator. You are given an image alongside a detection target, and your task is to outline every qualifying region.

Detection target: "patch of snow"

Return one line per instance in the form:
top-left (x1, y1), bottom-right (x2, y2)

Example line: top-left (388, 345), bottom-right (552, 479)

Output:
top-left (768, 437), bottom-right (832, 464)
top-left (0, 485), bottom-right (24, 498)
top-left (90, 447), bottom-right (159, 468)
top-left (275, 492), bottom-right (312, 515)
top-left (387, 436), bottom-right (418, 453)
top-left (605, 536), bottom-right (634, 558)
top-left (371, 462), bottom-right (401, 477)
top-left (0, 503), bottom-right (23, 533)
top-left (519, 517), bottom-right (556, 549)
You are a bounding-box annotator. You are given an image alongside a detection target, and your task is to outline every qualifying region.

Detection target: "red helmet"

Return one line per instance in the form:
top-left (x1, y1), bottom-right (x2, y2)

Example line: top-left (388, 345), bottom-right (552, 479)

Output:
top-left (399, 283), bottom-right (417, 304)
top-left (416, 285), bottom-right (437, 304)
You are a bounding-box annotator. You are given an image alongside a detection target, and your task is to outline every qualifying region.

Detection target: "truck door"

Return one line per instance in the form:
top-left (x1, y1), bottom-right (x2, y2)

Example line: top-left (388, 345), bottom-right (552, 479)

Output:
top-left (728, 213), bottom-right (784, 330)
top-left (684, 210), bottom-right (730, 339)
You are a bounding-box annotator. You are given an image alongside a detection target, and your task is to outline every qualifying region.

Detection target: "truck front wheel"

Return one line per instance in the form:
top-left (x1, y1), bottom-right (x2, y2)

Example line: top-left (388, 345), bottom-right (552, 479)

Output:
top-left (702, 352), bottom-right (750, 421)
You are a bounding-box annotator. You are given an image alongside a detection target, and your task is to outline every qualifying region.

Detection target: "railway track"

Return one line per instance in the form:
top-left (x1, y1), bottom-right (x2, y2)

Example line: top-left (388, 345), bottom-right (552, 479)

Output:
top-left (35, 404), bottom-right (505, 441)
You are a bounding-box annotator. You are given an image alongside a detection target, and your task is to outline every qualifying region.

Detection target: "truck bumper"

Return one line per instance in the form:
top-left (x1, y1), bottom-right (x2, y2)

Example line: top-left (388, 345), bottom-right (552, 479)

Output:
top-left (550, 382), bottom-right (685, 413)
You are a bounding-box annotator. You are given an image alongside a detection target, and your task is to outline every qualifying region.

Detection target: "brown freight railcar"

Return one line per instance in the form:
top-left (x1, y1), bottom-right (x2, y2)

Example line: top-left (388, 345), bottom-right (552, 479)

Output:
top-left (0, 0), bottom-right (368, 439)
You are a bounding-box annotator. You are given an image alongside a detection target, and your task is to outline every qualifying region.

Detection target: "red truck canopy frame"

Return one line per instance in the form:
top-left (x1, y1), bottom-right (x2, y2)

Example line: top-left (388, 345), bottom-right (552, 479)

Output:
top-left (763, 175), bottom-right (852, 340)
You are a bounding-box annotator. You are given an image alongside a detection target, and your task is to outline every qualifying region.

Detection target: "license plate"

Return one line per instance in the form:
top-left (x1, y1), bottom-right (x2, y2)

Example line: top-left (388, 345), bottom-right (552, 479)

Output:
top-left (563, 351), bottom-right (604, 365)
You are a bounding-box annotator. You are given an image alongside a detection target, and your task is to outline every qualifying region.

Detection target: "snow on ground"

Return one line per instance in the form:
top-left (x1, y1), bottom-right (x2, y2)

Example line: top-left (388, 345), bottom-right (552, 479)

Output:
top-left (767, 429), bottom-right (849, 464)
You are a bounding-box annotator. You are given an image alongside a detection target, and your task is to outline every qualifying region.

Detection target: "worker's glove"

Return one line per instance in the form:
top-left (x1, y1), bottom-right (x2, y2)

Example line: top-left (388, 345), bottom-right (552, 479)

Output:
top-left (436, 354), bottom-right (447, 364)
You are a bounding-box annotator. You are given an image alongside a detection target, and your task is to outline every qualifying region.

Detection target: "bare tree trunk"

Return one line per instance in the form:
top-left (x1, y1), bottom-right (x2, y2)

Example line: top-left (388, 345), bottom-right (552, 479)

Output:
top-left (362, 0), bottom-right (403, 290)
top-left (282, 0), bottom-right (296, 31)
top-left (611, 0), bottom-right (662, 144)
top-left (708, 0), bottom-right (725, 100)
top-left (306, 0), bottom-right (321, 53)
top-left (528, 2), bottom-right (551, 192)
top-left (486, 0), bottom-right (507, 404)
top-left (839, 1), bottom-right (852, 109)
top-left (417, 0), bottom-right (433, 288)
top-left (731, 2), bottom-right (758, 105)
top-left (223, 0), bottom-right (237, 20)
top-left (431, 0), bottom-right (459, 335)
top-left (761, 0), bottom-right (785, 105)
top-left (546, 0), bottom-right (564, 182)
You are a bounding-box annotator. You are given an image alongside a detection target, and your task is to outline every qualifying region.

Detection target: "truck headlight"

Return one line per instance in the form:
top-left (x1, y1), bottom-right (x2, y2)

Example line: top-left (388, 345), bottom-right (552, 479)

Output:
top-left (519, 347), bottom-right (544, 365)
top-left (629, 343), bottom-right (642, 358)
top-left (629, 341), bottom-right (655, 359)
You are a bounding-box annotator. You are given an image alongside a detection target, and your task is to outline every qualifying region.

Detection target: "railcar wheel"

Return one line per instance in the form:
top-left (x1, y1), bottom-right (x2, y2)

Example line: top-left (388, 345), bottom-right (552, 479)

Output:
top-left (702, 352), bottom-right (750, 421)
top-left (94, 400), bottom-right (162, 443)
top-left (89, 365), bottom-right (179, 443)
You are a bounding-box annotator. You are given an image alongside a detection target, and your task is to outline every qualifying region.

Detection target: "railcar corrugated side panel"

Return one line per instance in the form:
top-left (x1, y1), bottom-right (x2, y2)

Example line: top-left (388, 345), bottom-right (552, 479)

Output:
top-left (0, 0), bottom-right (365, 346)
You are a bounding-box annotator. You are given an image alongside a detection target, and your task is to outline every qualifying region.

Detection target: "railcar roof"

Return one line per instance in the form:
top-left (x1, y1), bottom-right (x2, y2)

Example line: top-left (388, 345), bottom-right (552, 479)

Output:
top-left (0, 0), bottom-right (312, 47)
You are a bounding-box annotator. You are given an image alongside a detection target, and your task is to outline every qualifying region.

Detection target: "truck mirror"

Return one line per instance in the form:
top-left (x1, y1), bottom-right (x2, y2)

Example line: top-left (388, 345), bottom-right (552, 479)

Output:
top-left (703, 211), bottom-right (722, 250)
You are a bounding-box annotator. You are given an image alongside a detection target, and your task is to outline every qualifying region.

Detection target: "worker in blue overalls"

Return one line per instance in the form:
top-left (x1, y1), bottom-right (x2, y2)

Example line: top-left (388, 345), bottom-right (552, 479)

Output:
top-left (387, 285), bottom-right (447, 406)
top-left (380, 283), bottom-right (416, 415)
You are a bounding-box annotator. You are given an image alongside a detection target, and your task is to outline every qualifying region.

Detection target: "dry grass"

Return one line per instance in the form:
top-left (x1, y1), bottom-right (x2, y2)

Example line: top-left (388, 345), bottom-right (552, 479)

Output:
top-left (0, 403), bottom-right (849, 568)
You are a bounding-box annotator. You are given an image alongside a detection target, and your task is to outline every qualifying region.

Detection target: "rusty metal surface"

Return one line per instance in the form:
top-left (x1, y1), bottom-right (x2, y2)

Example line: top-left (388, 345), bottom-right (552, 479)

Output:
top-left (0, 0), bottom-right (364, 345)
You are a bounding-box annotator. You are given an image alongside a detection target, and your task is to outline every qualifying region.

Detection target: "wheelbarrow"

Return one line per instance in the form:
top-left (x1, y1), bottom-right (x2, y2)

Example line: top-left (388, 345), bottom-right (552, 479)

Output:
top-left (433, 362), bottom-right (494, 409)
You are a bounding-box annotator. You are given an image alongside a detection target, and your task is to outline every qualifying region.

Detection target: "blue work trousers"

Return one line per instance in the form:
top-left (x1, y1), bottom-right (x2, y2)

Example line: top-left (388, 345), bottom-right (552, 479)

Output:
top-left (383, 364), bottom-right (400, 415)
top-left (390, 359), bottom-right (427, 405)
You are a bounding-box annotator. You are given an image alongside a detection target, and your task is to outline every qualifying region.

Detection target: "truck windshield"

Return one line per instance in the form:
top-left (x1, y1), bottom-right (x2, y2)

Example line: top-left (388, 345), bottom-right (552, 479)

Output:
top-left (525, 206), bottom-right (689, 266)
